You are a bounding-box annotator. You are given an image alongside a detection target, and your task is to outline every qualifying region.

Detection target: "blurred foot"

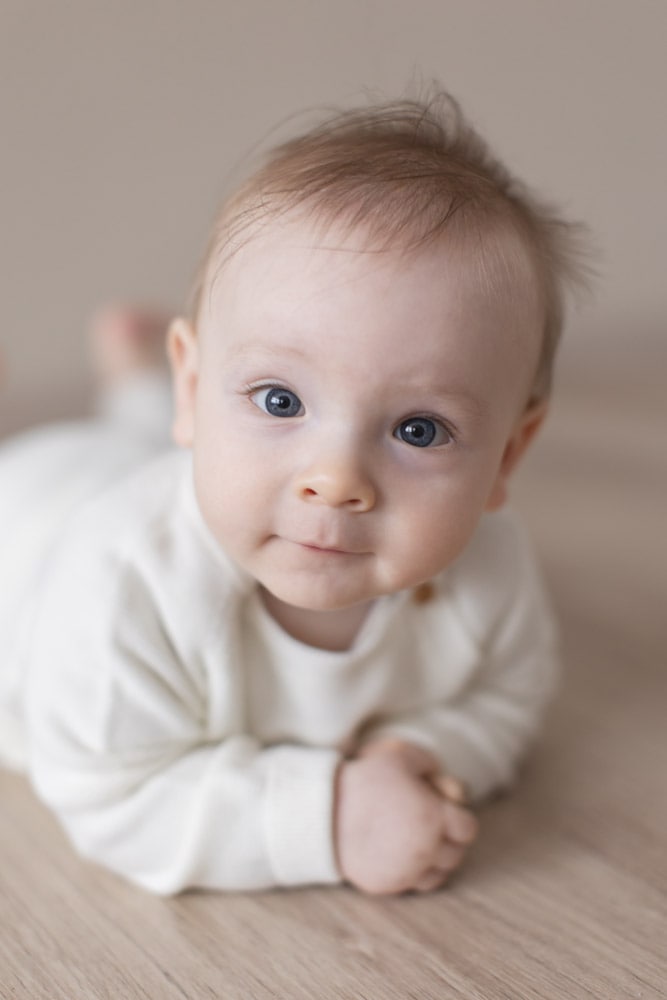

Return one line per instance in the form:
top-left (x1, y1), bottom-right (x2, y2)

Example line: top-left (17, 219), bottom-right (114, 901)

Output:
top-left (89, 304), bottom-right (171, 387)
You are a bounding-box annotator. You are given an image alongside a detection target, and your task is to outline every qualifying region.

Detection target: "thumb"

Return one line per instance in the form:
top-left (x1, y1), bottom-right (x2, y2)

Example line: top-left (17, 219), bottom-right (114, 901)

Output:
top-left (358, 737), bottom-right (440, 777)
top-left (398, 741), bottom-right (442, 778)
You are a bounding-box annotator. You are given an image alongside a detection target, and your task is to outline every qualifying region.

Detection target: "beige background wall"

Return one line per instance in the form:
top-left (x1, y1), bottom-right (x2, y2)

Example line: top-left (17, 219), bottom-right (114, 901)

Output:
top-left (1, 0), bottom-right (665, 432)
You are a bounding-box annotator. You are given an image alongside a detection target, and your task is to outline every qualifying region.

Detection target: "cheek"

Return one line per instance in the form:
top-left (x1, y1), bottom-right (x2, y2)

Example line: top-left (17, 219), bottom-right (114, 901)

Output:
top-left (192, 416), bottom-right (284, 547)
top-left (386, 473), bottom-right (490, 578)
top-left (409, 510), bottom-right (474, 572)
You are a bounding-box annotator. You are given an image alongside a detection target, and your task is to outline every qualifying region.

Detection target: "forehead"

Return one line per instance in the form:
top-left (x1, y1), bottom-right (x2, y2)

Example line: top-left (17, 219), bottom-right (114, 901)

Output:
top-left (198, 214), bottom-right (544, 410)
top-left (203, 209), bottom-right (542, 326)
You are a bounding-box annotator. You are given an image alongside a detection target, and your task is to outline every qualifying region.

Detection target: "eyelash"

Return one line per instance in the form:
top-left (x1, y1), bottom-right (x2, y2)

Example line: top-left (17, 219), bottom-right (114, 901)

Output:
top-left (393, 414), bottom-right (455, 448)
top-left (244, 382), bottom-right (304, 417)
top-left (242, 382), bottom-right (456, 448)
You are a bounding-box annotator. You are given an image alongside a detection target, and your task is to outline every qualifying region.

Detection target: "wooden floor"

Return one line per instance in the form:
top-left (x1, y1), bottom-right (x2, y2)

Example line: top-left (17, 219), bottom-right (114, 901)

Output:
top-left (1, 363), bottom-right (665, 999)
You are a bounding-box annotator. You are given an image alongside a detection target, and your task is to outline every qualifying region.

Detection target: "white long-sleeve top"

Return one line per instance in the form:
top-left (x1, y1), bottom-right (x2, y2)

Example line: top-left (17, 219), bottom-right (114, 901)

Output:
top-left (9, 449), bottom-right (557, 895)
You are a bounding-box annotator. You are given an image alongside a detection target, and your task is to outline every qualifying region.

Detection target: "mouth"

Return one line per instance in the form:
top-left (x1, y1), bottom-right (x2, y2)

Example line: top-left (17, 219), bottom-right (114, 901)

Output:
top-left (297, 541), bottom-right (356, 555)
top-left (284, 534), bottom-right (368, 557)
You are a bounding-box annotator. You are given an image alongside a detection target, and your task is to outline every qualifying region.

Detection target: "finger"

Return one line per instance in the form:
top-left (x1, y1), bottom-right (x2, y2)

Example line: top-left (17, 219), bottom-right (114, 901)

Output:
top-left (440, 801), bottom-right (479, 845)
top-left (357, 739), bottom-right (439, 777)
top-left (434, 840), bottom-right (466, 872)
top-left (432, 773), bottom-right (468, 804)
top-left (412, 868), bottom-right (452, 894)
top-left (413, 836), bottom-right (473, 892)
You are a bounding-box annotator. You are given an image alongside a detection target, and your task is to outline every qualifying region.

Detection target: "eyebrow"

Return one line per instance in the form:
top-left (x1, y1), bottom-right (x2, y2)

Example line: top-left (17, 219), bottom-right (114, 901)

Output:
top-left (407, 386), bottom-right (486, 421)
top-left (225, 340), bottom-right (310, 364)
top-left (225, 341), bottom-right (486, 418)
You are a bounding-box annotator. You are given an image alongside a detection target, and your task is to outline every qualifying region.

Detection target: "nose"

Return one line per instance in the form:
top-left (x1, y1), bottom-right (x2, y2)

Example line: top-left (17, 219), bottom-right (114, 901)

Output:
top-left (294, 454), bottom-right (376, 511)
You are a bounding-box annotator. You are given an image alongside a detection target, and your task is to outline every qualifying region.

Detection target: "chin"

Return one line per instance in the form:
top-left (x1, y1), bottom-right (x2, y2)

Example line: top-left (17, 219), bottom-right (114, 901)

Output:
top-left (281, 591), bottom-right (361, 613)
top-left (265, 577), bottom-right (372, 613)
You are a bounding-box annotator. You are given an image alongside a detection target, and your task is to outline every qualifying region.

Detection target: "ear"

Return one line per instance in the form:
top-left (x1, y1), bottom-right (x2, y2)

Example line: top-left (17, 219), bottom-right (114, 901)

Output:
top-left (485, 401), bottom-right (548, 511)
top-left (167, 318), bottom-right (199, 447)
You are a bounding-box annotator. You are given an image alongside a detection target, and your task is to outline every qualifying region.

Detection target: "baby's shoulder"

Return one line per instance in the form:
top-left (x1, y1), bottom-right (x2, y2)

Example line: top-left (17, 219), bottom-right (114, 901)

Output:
top-left (69, 449), bottom-right (190, 553)
top-left (46, 450), bottom-right (241, 605)
top-left (438, 508), bottom-right (541, 636)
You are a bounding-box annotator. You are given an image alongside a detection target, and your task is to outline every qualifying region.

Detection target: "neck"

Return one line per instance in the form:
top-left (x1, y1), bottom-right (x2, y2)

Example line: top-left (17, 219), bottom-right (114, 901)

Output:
top-left (260, 589), bottom-right (374, 652)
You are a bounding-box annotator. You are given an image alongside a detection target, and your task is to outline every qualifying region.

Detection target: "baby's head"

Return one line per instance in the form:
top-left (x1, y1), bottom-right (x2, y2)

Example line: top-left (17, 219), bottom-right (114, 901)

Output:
top-left (189, 90), bottom-right (585, 403)
top-left (169, 89), bottom-right (587, 616)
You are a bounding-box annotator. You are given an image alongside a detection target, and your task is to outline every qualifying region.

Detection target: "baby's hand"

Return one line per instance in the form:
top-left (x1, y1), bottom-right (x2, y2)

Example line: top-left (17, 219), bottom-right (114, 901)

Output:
top-left (334, 738), bottom-right (478, 895)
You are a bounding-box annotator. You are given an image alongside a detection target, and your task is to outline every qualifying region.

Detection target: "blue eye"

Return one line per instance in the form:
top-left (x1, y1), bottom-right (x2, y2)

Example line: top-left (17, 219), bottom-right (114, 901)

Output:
top-left (394, 417), bottom-right (450, 448)
top-left (251, 385), bottom-right (304, 418)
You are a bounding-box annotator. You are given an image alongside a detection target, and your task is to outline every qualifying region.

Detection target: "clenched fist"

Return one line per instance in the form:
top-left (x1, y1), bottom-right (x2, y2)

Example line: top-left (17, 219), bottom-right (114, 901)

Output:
top-left (334, 738), bottom-right (478, 895)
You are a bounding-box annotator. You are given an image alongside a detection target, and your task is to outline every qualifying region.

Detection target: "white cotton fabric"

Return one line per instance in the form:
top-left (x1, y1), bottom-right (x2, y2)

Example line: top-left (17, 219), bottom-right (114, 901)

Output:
top-left (0, 413), bottom-right (558, 894)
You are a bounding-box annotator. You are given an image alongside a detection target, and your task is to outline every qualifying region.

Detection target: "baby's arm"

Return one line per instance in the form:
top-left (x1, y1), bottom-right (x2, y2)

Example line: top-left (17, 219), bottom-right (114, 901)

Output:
top-left (27, 660), bottom-right (341, 894)
top-left (22, 531), bottom-right (340, 895)
top-left (354, 514), bottom-right (560, 804)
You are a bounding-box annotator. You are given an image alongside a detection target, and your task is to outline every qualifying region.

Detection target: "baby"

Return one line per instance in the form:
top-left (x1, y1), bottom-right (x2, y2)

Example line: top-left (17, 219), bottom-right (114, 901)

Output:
top-left (0, 90), bottom-right (585, 896)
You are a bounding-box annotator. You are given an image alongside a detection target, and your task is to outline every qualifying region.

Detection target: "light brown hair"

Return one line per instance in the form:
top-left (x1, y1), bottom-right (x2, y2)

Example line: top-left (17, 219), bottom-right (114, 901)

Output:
top-left (191, 88), bottom-right (589, 402)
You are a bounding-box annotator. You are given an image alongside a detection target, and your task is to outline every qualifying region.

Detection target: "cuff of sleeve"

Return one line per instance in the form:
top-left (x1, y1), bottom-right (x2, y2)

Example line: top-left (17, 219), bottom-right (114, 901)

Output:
top-left (264, 746), bottom-right (341, 886)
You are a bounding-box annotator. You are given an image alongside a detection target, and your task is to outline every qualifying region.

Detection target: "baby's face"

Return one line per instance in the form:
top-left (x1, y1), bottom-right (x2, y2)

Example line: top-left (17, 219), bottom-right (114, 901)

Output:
top-left (171, 214), bottom-right (545, 612)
